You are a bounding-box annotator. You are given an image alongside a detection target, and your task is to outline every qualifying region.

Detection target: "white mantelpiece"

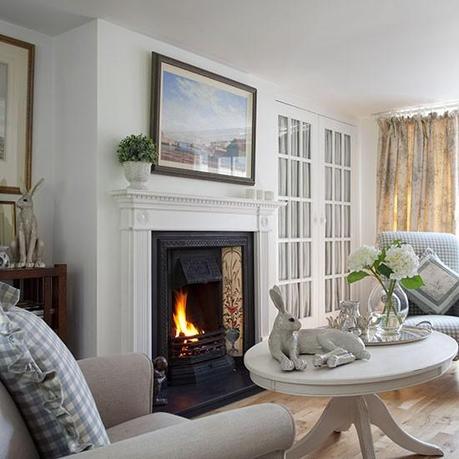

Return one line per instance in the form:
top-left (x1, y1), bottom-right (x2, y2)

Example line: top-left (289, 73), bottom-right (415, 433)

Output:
top-left (112, 189), bottom-right (284, 357)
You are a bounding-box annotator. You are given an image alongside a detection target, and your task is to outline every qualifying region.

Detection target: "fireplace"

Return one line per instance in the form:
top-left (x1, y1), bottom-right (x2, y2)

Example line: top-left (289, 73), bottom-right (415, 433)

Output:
top-left (152, 231), bottom-right (257, 415)
top-left (168, 249), bottom-right (234, 384)
top-left (112, 189), bottom-right (282, 415)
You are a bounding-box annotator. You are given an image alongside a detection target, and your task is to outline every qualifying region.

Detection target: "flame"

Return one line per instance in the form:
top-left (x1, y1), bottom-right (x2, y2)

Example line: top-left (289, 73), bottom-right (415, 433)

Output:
top-left (173, 289), bottom-right (203, 337)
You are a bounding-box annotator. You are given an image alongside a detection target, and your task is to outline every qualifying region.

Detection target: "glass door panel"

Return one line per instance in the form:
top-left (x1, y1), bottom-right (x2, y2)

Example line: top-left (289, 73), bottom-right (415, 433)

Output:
top-left (323, 120), bottom-right (354, 317)
top-left (302, 123), bottom-right (311, 159)
top-left (278, 112), bottom-right (316, 326)
top-left (279, 116), bottom-right (288, 154)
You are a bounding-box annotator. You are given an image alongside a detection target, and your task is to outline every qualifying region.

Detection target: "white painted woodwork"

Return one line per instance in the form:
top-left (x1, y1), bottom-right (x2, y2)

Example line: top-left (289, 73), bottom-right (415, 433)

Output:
top-left (112, 189), bottom-right (285, 357)
top-left (276, 104), bottom-right (358, 328)
top-left (244, 332), bottom-right (458, 458)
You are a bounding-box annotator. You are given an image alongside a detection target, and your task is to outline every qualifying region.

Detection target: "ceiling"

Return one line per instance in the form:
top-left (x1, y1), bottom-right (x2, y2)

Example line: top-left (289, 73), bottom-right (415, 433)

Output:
top-left (1, 0), bottom-right (459, 117)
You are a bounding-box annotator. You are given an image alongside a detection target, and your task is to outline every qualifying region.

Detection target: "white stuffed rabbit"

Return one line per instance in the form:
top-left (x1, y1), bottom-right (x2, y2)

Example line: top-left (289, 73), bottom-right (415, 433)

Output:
top-left (269, 286), bottom-right (370, 371)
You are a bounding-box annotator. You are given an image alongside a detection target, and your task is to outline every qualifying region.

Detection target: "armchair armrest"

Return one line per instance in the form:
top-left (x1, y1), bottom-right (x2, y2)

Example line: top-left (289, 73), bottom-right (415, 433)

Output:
top-left (66, 403), bottom-right (295, 459)
top-left (78, 353), bottom-right (153, 428)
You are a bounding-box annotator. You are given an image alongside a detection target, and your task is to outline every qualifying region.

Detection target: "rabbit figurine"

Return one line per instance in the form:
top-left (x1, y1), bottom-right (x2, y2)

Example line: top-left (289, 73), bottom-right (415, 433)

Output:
top-left (268, 287), bottom-right (308, 371)
top-left (8, 179), bottom-right (45, 268)
top-left (268, 286), bottom-right (370, 371)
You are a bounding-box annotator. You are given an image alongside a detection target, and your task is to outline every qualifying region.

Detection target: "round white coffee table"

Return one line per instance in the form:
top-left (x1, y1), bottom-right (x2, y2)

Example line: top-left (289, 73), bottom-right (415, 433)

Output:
top-left (244, 331), bottom-right (457, 459)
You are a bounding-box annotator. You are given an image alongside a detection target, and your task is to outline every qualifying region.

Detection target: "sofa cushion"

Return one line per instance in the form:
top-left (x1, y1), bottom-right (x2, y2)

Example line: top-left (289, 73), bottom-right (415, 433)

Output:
top-left (377, 232), bottom-right (459, 316)
top-left (0, 282), bottom-right (110, 458)
top-left (405, 315), bottom-right (459, 343)
top-left (407, 248), bottom-right (459, 315)
top-left (107, 412), bottom-right (188, 443)
top-left (0, 382), bottom-right (38, 459)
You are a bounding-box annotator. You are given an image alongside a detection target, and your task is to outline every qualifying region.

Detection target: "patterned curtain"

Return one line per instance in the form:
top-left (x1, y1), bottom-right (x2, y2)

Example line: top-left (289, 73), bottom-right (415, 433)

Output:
top-left (377, 113), bottom-right (458, 233)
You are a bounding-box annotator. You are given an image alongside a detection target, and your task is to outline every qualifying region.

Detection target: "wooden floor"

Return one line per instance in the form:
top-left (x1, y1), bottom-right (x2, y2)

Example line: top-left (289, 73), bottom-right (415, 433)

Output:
top-left (215, 362), bottom-right (459, 458)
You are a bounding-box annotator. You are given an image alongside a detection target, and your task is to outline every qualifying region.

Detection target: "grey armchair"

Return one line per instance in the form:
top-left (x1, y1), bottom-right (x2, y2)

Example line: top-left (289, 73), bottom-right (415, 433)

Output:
top-left (377, 231), bottom-right (459, 346)
top-left (0, 353), bottom-right (295, 459)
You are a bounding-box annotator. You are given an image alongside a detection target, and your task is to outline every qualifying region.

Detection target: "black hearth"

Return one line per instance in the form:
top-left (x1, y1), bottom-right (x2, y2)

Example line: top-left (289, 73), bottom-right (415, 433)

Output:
top-left (152, 231), bottom-right (259, 417)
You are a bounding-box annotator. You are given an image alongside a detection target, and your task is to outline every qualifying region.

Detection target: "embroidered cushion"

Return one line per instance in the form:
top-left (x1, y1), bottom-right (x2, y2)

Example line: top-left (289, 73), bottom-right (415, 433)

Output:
top-left (0, 282), bottom-right (109, 458)
top-left (406, 249), bottom-right (459, 315)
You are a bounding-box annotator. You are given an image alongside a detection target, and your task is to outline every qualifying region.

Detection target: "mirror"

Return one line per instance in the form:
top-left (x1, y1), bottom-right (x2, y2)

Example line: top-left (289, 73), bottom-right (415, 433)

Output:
top-left (0, 201), bottom-right (16, 247)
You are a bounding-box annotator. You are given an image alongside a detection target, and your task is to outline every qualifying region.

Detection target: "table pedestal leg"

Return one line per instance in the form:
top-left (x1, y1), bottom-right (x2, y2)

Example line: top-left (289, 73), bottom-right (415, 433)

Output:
top-left (364, 394), bottom-right (443, 456)
top-left (286, 394), bottom-right (443, 459)
top-left (354, 397), bottom-right (376, 459)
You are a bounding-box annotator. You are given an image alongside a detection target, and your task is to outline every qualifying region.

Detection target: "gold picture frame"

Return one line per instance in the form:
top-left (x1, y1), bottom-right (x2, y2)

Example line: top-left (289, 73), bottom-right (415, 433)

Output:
top-left (0, 34), bottom-right (34, 194)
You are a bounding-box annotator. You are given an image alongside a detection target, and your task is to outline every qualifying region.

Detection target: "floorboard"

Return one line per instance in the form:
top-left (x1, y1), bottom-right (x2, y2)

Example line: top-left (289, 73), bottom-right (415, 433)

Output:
top-left (213, 362), bottom-right (459, 458)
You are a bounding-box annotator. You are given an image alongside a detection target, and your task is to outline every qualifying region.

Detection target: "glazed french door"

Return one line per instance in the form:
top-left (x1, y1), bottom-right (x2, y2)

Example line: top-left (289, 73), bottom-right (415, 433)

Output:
top-left (277, 107), bottom-right (320, 328)
top-left (277, 106), bottom-right (357, 327)
top-left (319, 117), bottom-right (357, 324)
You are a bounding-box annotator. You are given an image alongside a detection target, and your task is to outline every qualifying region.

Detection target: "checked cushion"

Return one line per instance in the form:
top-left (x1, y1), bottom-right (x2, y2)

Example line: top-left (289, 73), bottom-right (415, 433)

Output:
top-left (0, 282), bottom-right (109, 458)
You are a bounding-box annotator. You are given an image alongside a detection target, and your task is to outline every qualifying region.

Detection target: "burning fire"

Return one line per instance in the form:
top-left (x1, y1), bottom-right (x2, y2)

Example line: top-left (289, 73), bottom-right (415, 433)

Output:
top-left (173, 289), bottom-right (203, 337)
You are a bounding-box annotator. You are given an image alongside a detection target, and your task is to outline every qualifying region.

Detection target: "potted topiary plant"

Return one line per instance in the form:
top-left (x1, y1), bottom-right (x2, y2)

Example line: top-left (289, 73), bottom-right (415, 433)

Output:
top-left (117, 134), bottom-right (157, 190)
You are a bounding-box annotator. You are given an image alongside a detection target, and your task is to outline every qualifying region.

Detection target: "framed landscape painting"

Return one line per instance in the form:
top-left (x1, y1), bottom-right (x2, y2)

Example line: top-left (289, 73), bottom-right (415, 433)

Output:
top-left (0, 34), bottom-right (34, 194)
top-left (151, 53), bottom-right (256, 184)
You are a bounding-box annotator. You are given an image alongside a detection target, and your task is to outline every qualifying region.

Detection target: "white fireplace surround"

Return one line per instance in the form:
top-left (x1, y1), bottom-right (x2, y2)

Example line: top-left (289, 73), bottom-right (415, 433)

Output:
top-left (112, 189), bottom-right (284, 358)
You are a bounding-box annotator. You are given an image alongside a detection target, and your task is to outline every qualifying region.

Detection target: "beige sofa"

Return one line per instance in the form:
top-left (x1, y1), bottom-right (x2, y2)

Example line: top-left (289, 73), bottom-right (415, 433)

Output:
top-left (0, 353), bottom-right (295, 459)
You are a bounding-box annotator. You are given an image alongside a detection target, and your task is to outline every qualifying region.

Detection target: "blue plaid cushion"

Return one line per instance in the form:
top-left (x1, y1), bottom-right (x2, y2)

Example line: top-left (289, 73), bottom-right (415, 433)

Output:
top-left (0, 282), bottom-right (109, 458)
top-left (377, 232), bottom-right (459, 316)
top-left (377, 231), bottom-right (459, 272)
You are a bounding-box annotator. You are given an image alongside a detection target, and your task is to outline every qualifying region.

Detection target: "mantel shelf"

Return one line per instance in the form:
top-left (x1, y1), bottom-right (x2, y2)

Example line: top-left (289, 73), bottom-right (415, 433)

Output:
top-left (111, 189), bottom-right (285, 212)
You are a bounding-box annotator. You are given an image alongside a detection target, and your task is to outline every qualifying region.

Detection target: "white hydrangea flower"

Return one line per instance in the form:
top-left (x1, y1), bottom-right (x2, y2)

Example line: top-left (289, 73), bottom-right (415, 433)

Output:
top-left (385, 244), bottom-right (419, 280)
top-left (348, 245), bottom-right (380, 271)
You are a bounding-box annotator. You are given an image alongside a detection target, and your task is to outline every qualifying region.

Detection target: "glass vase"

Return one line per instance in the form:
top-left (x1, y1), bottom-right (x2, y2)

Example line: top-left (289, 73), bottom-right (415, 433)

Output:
top-left (368, 280), bottom-right (408, 336)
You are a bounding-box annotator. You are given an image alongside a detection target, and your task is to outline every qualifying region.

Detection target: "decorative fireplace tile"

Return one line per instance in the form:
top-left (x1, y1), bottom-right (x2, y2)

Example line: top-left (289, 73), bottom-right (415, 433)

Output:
top-left (222, 246), bottom-right (244, 356)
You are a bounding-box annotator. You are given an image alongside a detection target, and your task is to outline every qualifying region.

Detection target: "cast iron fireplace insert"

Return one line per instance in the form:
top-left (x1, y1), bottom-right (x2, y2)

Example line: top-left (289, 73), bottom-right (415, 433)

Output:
top-left (151, 231), bottom-right (258, 416)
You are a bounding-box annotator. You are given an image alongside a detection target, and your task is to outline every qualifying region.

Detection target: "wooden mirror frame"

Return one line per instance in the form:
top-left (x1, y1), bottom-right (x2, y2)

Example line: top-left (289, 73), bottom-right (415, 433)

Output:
top-left (0, 34), bottom-right (34, 194)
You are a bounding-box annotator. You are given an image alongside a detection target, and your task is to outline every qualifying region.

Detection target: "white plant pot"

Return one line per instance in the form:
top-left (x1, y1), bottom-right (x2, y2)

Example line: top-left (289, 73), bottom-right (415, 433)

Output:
top-left (123, 161), bottom-right (152, 190)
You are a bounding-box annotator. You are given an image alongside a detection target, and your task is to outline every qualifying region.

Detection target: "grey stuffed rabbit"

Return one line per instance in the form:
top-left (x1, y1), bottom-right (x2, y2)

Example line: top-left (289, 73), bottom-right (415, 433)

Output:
top-left (268, 286), bottom-right (370, 371)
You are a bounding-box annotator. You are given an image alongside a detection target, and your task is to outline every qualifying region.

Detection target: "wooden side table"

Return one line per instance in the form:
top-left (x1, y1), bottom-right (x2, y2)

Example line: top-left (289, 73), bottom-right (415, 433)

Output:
top-left (0, 264), bottom-right (67, 342)
top-left (244, 332), bottom-right (458, 459)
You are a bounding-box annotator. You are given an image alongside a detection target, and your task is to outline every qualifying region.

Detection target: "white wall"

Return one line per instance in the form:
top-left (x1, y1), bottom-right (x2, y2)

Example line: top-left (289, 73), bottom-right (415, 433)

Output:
top-left (95, 20), bottom-right (367, 356)
top-left (50, 18), bottom-right (366, 358)
top-left (0, 19), bottom-right (54, 264)
top-left (0, 15), bottom-right (378, 358)
top-left (51, 18), bottom-right (366, 357)
top-left (0, 18), bottom-right (100, 358)
top-left (53, 21), bottom-right (98, 357)
top-left (95, 20), bottom-right (279, 356)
